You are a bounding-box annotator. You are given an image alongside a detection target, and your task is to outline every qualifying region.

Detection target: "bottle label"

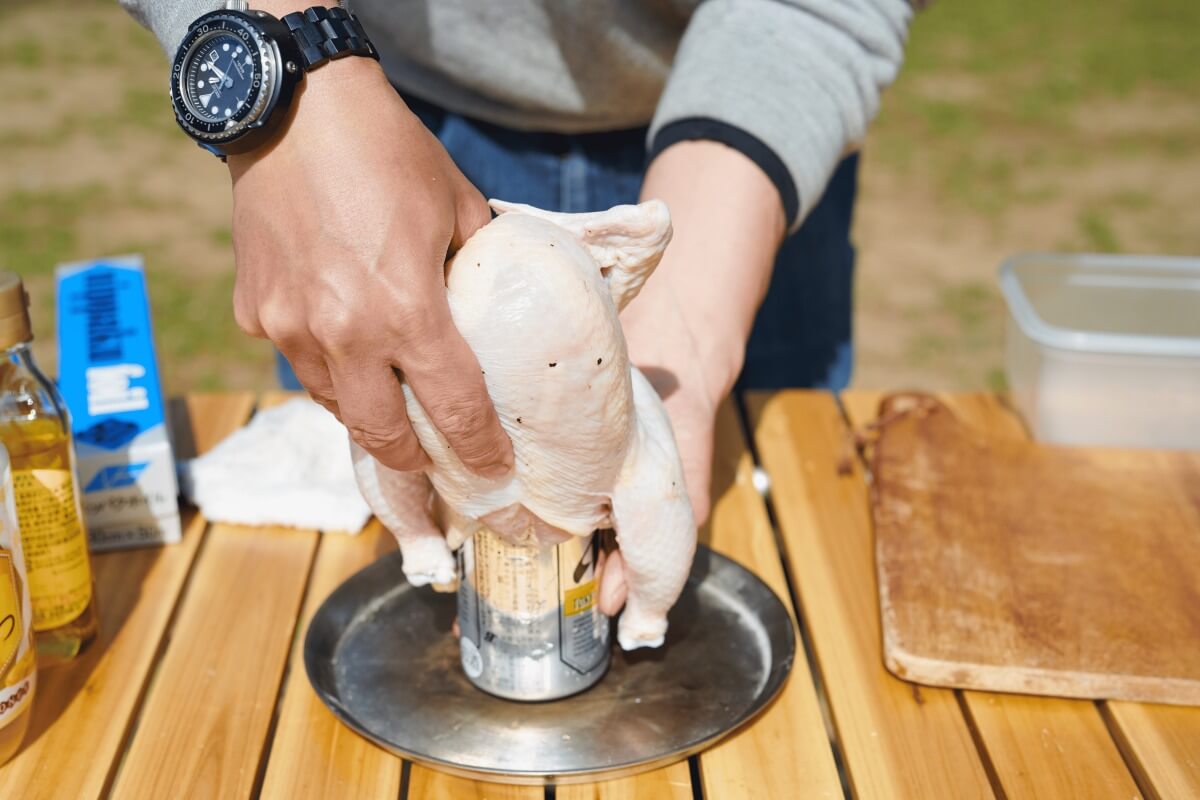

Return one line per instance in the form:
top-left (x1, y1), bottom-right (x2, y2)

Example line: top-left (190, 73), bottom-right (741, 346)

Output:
top-left (13, 469), bottom-right (93, 631)
top-left (0, 552), bottom-right (23, 681)
top-left (0, 550), bottom-right (33, 730)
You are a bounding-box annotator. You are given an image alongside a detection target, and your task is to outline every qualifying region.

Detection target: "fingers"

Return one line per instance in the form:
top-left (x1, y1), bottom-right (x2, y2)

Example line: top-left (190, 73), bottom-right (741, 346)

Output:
top-left (597, 548), bottom-right (628, 616)
top-left (399, 304), bottom-right (513, 478)
top-left (279, 345), bottom-right (340, 415)
top-left (328, 356), bottom-right (429, 472)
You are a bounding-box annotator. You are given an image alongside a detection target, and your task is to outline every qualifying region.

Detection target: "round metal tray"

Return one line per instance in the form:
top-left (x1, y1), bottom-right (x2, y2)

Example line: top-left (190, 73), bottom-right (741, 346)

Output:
top-left (304, 545), bottom-right (795, 785)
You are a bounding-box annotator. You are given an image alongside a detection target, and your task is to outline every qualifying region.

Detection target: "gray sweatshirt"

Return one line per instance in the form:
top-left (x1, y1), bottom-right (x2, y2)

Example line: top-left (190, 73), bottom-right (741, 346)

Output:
top-left (120, 0), bottom-right (912, 231)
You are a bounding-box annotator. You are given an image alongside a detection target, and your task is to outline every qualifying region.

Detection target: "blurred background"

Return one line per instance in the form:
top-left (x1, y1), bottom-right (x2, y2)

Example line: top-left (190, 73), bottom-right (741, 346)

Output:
top-left (2, 0), bottom-right (1197, 393)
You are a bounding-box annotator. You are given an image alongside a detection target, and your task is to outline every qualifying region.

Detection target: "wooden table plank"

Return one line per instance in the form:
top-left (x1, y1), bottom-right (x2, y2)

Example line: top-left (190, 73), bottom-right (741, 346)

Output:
top-left (1105, 702), bottom-right (1200, 800)
top-left (0, 393), bottom-right (254, 800)
top-left (260, 521), bottom-right (403, 799)
top-left (690, 399), bottom-right (842, 799)
top-left (845, 390), bottom-right (1197, 800)
top-left (557, 761), bottom-right (693, 799)
top-left (110, 393), bottom-right (320, 800)
top-left (747, 390), bottom-right (992, 799)
top-left (406, 768), bottom-right (543, 799)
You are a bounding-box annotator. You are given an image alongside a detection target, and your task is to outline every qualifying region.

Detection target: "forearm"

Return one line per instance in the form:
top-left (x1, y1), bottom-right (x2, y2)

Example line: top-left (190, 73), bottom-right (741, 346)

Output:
top-left (623, 140), bottom-right (784, 404)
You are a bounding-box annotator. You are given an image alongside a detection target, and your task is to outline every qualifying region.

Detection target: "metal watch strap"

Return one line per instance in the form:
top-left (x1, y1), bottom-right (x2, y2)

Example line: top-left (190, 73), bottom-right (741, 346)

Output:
top-left (281, 6), bottom-right (378, 69)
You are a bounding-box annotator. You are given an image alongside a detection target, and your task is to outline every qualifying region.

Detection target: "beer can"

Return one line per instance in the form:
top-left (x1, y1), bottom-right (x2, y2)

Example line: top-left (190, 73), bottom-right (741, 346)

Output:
top-left (457, 527), bottom-right (611, 701)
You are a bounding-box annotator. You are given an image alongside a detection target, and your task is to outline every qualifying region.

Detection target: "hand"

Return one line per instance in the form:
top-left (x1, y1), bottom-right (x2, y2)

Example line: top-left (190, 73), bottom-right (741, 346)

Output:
top-left (227, 55), bottom-right (513, 476)
top-left (621, 140), bottom-right (786, 525)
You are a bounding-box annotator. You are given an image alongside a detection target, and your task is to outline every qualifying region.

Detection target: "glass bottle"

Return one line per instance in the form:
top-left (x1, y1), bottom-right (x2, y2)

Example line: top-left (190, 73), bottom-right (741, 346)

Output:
top-left (0, 272), bottom-right (98, 666)
top-left (0, 442), bottom-right (37, 764)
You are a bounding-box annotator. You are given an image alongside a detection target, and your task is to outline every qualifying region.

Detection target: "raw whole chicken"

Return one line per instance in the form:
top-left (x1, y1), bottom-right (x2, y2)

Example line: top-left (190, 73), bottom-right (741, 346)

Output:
top-left (351, 199), bottom-right (697, 650)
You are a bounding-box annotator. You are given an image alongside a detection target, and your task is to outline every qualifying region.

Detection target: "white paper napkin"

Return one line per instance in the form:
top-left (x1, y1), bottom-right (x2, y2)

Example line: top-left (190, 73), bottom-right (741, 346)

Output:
top-left (179, 398), bottom-right (371, 533)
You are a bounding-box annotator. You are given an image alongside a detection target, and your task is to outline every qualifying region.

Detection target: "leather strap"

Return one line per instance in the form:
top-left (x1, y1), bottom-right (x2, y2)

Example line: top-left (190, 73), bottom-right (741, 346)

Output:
top-left (281, 6), bottom-right (378, 69)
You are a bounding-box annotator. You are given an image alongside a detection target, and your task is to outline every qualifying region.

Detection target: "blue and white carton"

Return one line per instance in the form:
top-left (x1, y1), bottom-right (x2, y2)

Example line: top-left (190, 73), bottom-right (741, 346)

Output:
top-left (56, 255), bottom-right (181, 550)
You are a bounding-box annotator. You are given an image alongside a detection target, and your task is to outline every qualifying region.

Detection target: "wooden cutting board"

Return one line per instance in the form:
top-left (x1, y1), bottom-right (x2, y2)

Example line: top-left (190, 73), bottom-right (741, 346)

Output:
top-left (867, 394), bottom-right (1200, 705)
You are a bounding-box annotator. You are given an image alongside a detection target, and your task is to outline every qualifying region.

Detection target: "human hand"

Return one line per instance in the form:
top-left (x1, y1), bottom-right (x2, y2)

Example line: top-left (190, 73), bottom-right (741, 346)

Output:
top-left (596, 141), bottom-right (783, 615)
top-left (620, 140), bottom-right (786, 525)
top-left (226, 54), bottom-right (513, 476)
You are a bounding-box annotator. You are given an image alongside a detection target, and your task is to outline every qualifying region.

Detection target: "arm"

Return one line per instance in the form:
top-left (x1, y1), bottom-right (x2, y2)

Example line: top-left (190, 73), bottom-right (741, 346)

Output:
top-left (650, 0), bottom-right (912, 233)
top-left (120, 0), bottom-right (513, 476)
top-left (626, 0), bottom-right (914, 522)
top-left (621, 141), bottom-right (781, 524)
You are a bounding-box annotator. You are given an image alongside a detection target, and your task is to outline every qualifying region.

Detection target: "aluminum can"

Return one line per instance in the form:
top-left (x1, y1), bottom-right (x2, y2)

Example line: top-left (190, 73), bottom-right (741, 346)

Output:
top-left (457, 527), bottom-right (611, 701)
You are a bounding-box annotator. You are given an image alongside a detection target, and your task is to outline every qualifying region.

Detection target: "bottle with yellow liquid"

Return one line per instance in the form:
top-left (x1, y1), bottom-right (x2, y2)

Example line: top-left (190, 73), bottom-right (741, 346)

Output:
top-left (0, 443), bottom-right (37, 764)
top-left (0, 273), bottom-right (98, 666)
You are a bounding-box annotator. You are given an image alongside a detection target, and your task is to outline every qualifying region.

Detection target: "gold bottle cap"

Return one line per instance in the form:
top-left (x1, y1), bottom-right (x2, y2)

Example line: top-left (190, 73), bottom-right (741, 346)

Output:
top-left (0, 272), bottom-right (33, 350)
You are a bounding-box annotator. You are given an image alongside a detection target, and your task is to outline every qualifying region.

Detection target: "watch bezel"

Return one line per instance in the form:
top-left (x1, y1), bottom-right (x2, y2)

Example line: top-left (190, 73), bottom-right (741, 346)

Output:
top-left (170, 11), bottom-right (288, 148)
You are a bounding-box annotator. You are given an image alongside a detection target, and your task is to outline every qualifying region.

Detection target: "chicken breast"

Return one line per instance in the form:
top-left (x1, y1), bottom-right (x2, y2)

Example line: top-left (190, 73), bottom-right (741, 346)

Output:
top-left (352, 199), bottom-right (697, 650)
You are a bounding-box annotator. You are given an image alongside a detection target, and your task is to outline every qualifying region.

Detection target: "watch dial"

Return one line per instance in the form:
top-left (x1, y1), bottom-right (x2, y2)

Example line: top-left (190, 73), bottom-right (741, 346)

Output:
top-left (183, 32), bottom-right (259, 124)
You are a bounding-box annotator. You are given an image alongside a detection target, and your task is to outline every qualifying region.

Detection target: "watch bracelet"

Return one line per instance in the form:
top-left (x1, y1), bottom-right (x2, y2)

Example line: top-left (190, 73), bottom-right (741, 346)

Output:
top-left (282, 5), bottom-right (378, 69)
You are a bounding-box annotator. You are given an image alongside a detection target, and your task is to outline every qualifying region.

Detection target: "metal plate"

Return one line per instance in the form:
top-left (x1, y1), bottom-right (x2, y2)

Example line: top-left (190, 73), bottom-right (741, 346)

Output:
top-left (305, 545), bottom-right (795, 786)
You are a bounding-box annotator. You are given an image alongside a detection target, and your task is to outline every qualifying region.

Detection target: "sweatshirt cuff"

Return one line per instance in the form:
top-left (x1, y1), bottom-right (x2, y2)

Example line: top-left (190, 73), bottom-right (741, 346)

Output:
top-left (648, 0), bottom-right (912, 234)
top-left (648, 117), bottom-right (799, 230)
top-left (118, 0), bottom-right (224, 57)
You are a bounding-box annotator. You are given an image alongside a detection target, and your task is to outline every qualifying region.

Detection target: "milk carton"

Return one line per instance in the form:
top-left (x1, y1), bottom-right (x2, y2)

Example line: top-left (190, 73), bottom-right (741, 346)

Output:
top-left (55, 256), bottom-right (181, 550)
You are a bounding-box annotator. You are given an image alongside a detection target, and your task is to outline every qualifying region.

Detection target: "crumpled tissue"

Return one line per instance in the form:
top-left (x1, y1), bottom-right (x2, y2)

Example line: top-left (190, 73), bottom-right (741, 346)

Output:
top-left (179, 398), bottom-right (371, 532)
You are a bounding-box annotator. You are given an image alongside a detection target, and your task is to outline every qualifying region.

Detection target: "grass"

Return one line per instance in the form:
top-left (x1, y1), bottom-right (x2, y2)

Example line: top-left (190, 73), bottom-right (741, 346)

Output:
top-left (1078, 210), bottom-right (1121, 253)
top-left (874, 0), bottom-right (1200, 206)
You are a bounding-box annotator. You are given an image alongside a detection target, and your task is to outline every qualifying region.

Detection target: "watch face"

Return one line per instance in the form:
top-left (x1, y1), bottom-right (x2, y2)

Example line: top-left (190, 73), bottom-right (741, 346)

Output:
top-left (183, 32), bottom-right (257, 123)
top-left (171, 13), bottom-right (279, 144)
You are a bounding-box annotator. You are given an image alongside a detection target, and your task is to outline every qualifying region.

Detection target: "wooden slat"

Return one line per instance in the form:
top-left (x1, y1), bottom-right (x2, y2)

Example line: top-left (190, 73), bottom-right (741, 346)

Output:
top-left (110, 392), bottom-right (320, 800)
top-left (689, 399), bottom-right (842, 799)
top-left (557, 761), bottom-right (693, 799)
top-left (1105, 702), bottom-right (1200, 800)
top-left (842, 390), bottom-right (1143, 799)
top-left (557, 399), bottom-right (830, 800)
top-left (0, 393), bottom-right (254, 800)
top-left (747, 390), bottom-right (992, 798)
top-left (260, 521), bottom-right (403, 799)
top-left (406, 768), bottom-right (543, 799)
top-left (847, 390), bottom-right (1198, 800)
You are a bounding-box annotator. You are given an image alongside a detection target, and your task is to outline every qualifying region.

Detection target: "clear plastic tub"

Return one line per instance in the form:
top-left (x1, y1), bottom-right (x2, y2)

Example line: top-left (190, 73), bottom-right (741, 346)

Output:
top-left (999, 253), bottom-right (1200, 449)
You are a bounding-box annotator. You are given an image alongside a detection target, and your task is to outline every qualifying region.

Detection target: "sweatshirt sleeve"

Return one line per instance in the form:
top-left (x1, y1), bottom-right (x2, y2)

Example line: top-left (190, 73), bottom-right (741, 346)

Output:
top-left (118, 0), bottom-right (224, 57)
top-left (648, 0), bottom-right (913, 232)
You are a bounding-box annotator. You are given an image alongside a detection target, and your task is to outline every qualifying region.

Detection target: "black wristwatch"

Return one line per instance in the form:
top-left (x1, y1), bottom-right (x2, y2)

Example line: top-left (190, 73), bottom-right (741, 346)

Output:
top-left (170, 0), bottom-right (378, 159)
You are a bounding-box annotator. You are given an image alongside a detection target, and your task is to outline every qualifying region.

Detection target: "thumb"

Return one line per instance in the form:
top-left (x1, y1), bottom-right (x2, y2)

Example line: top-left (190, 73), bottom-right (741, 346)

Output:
top-left (596, 547), bottom-right (628, 616)
top-left (449, 182), bottom-right (492, 253)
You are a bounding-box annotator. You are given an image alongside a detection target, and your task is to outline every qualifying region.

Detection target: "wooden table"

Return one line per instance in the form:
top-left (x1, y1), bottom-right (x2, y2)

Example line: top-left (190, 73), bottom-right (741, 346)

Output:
top-left (0, 390), bottom-right (1196, 799)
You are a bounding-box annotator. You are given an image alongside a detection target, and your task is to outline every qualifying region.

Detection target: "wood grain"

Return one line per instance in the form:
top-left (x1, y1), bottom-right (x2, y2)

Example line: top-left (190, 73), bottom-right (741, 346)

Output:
top-left (259, 521), bottom-right (403, 799)
top-left (939, 394), bottom-right (1200, 800)
top-left (556, 760), bottom-right (692, 799)
top-left (556, 400), bottom-right (836, 800)
top-left (0, 393), bottom-right (254, 800)
top-left (691, 399), bottom-right (842, 799)
top-left (747, 390), bottom-right (992, 799)
top-left (1105, 701), bottom-right (1200, 800)
top-left (110, 393), bottom-right (320, 800)
top-left (855, 390), bottom-right (1200, 704)
top-left (843, 390), bottom-right (1143, 800)
top-left (406, 768), bottom-right (543, 799)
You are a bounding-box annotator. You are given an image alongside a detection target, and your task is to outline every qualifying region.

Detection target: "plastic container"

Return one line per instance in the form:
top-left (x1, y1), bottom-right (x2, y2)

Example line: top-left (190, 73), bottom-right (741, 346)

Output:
top-left (999, 253), bottom-right (1200, 449)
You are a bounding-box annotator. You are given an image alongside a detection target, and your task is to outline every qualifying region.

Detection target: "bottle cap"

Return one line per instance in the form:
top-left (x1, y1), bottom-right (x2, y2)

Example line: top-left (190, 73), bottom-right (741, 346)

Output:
top-left (0, 272), bottom-right (33, 349)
